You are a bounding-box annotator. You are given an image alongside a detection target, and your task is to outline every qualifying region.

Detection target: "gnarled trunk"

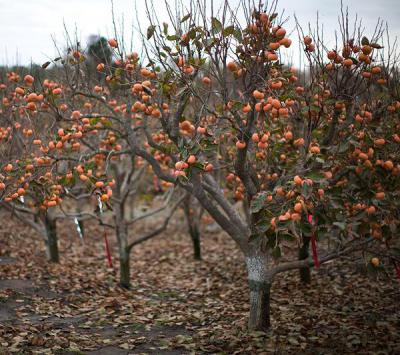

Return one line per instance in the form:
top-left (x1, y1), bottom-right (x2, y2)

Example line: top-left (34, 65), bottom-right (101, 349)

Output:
top-left (246, 254), bottom-right (272, 331)
top-left (298, 236), bottom-right (311, 284)
top-left (44, 215), bottom-right (59, 263)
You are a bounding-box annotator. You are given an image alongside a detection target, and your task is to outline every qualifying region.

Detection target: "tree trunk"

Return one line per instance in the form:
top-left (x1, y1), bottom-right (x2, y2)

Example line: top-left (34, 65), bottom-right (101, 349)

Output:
top-left (112, 164), bottom-right (132, 288)
top-left (298, 236), bottom-right (311, 284)
top-left (119, 248), bottom-right (130, 289)
top-left (44, 215), bottom-right (59, 263)
top-left (246, 254), bottom-right (272, 331)
top-left (183, 195), bottom-right (202, 260)
top-left (116, 218), bottom-right (131, 288)
top-left (189, 224), bottom-right (201, 260)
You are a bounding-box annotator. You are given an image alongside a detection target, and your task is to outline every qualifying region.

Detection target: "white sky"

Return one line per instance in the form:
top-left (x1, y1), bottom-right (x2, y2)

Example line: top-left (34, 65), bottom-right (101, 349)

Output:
top-left (0, 0), bottom-right (399, 67)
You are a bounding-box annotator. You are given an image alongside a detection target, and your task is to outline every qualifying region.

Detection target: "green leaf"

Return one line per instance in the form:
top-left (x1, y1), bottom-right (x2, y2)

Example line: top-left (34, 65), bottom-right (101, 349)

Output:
top-left (255, 219), bottom-right (271, 234)
top-left (211, 17), bottom-right (222, 34)
top-left (163, 22), bottom-right (168, 35)
top-left (280, 233), bottom-right (296, 242)
top-left (306, 171), bottom-right (325, 180)
top-left (187, 28), bottom-right (198, 40)
top-left (180, 13), bottom-right (191, 23)
top-left (298, 221), bottom-right (312, 235)
top-left (167, 35), bottom-right (179, 41)
top-left (147, 25), bottom-right (156, 40)
top-left (301, 106), bottom-right (310, 114)
top-left (370, 43), bottom-right (383, 49)
top-left (349, 57), bottom-right (359, 65)
top-left (86, 161), bottom-right (95, 171)
top-left (361, 36), bottom-right (369, 46)
top-left (222, 25), bottom-right (235, 37)
top-left (115, 68), bottom-right (123, 77)
top-left (233, 28), bottom-right (242, 42)
top-left (250, 192), bottom-right (268, 213)
top-left (269, 13), bottom-right (278, 21)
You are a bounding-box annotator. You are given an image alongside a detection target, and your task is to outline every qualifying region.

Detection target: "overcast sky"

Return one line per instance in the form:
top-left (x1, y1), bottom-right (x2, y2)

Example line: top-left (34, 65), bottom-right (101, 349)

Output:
top-left (0, 0), bottom-right (399, 67)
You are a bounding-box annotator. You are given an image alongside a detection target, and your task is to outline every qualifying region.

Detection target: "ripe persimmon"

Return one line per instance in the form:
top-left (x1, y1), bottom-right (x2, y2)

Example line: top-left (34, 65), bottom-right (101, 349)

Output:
top-left (253, 90), bottom-right (264, 100)
top-left (187, 155), bottom-right (196, 164)
top-left (304, 36), bottom-right (312, 45)
top-left (383, 160), bottom-right (394, 170)
top-left (236, 141), bottom-right (246, 149)
top-left (108, 38), bottom-right (118, 48)
top-left (371, 257), bottom-right (379, 267)
top-left (275, 27), bottom-right (286, 38)
top-left (294, 202), bottom-right (302, 213)
top-left (202, 77), bottom-right (211, 85)
top-left (24, 75), bottom-right (34, 85)
top-left (227, 62), bottom-right (238, 72)
top-left (204, 163), bottom-right (214, 172)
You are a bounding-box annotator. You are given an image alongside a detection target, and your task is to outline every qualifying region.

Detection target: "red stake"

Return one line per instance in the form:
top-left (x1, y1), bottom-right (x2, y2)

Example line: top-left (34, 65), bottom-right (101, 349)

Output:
top-left (103, 230), bottom-right (113, 268)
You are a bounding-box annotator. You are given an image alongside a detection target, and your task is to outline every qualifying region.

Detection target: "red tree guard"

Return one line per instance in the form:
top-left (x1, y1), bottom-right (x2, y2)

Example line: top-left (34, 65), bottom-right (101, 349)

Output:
top-left (307, 214), bottom-right (319, 268)
top-left (103, 230), bottom-right (113, 268)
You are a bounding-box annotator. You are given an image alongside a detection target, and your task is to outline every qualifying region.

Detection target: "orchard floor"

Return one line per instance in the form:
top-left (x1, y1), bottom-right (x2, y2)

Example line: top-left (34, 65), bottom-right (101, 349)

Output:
top-left (0, 215), bottom-right (399, 354)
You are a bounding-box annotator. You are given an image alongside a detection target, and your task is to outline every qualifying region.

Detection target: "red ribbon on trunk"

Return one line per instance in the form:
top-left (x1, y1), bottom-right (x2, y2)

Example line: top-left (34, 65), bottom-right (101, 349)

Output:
top-left (103, 230), bottom-right (113, 268)
top-left (308, 214), bottom-right (320, 268)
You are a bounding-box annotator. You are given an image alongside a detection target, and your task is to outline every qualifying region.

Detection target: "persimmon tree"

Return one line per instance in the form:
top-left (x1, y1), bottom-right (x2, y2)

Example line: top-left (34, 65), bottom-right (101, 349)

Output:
top-left (1, 0), bottom-right (399, 332)
top-left (0, 71), bottom-right (65, 262)
top-left (129, 0), bottom-right (400, 330)
top-left (0, 43), bottom-right (187, 287)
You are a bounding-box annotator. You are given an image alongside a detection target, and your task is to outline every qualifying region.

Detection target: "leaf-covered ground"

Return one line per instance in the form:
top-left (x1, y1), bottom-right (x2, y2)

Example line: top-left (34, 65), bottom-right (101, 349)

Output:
top-left (0, 213), bottom-right (399, 354)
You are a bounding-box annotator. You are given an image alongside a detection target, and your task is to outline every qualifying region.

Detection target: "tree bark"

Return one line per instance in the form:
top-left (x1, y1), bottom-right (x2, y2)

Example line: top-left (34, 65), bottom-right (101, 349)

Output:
top-left (183, 195), bottom-right (202, 260)
top-left (44, 215), bottom-right (59, 263)
top-left (116, 218), bottom-right (131, 288)
top-left (298, 236), bottom-right (311, 284)
top-left (246, 254), bottom-right (272, 331)
top-left (119, 247), bottom-right (130, 289)
top-left (189, 224), bottom-right (201, 260)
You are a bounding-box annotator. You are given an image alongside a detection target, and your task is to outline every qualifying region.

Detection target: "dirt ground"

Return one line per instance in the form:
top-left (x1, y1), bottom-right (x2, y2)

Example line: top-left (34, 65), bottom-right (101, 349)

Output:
top-left (0, 213), bottom-right (399, 354)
